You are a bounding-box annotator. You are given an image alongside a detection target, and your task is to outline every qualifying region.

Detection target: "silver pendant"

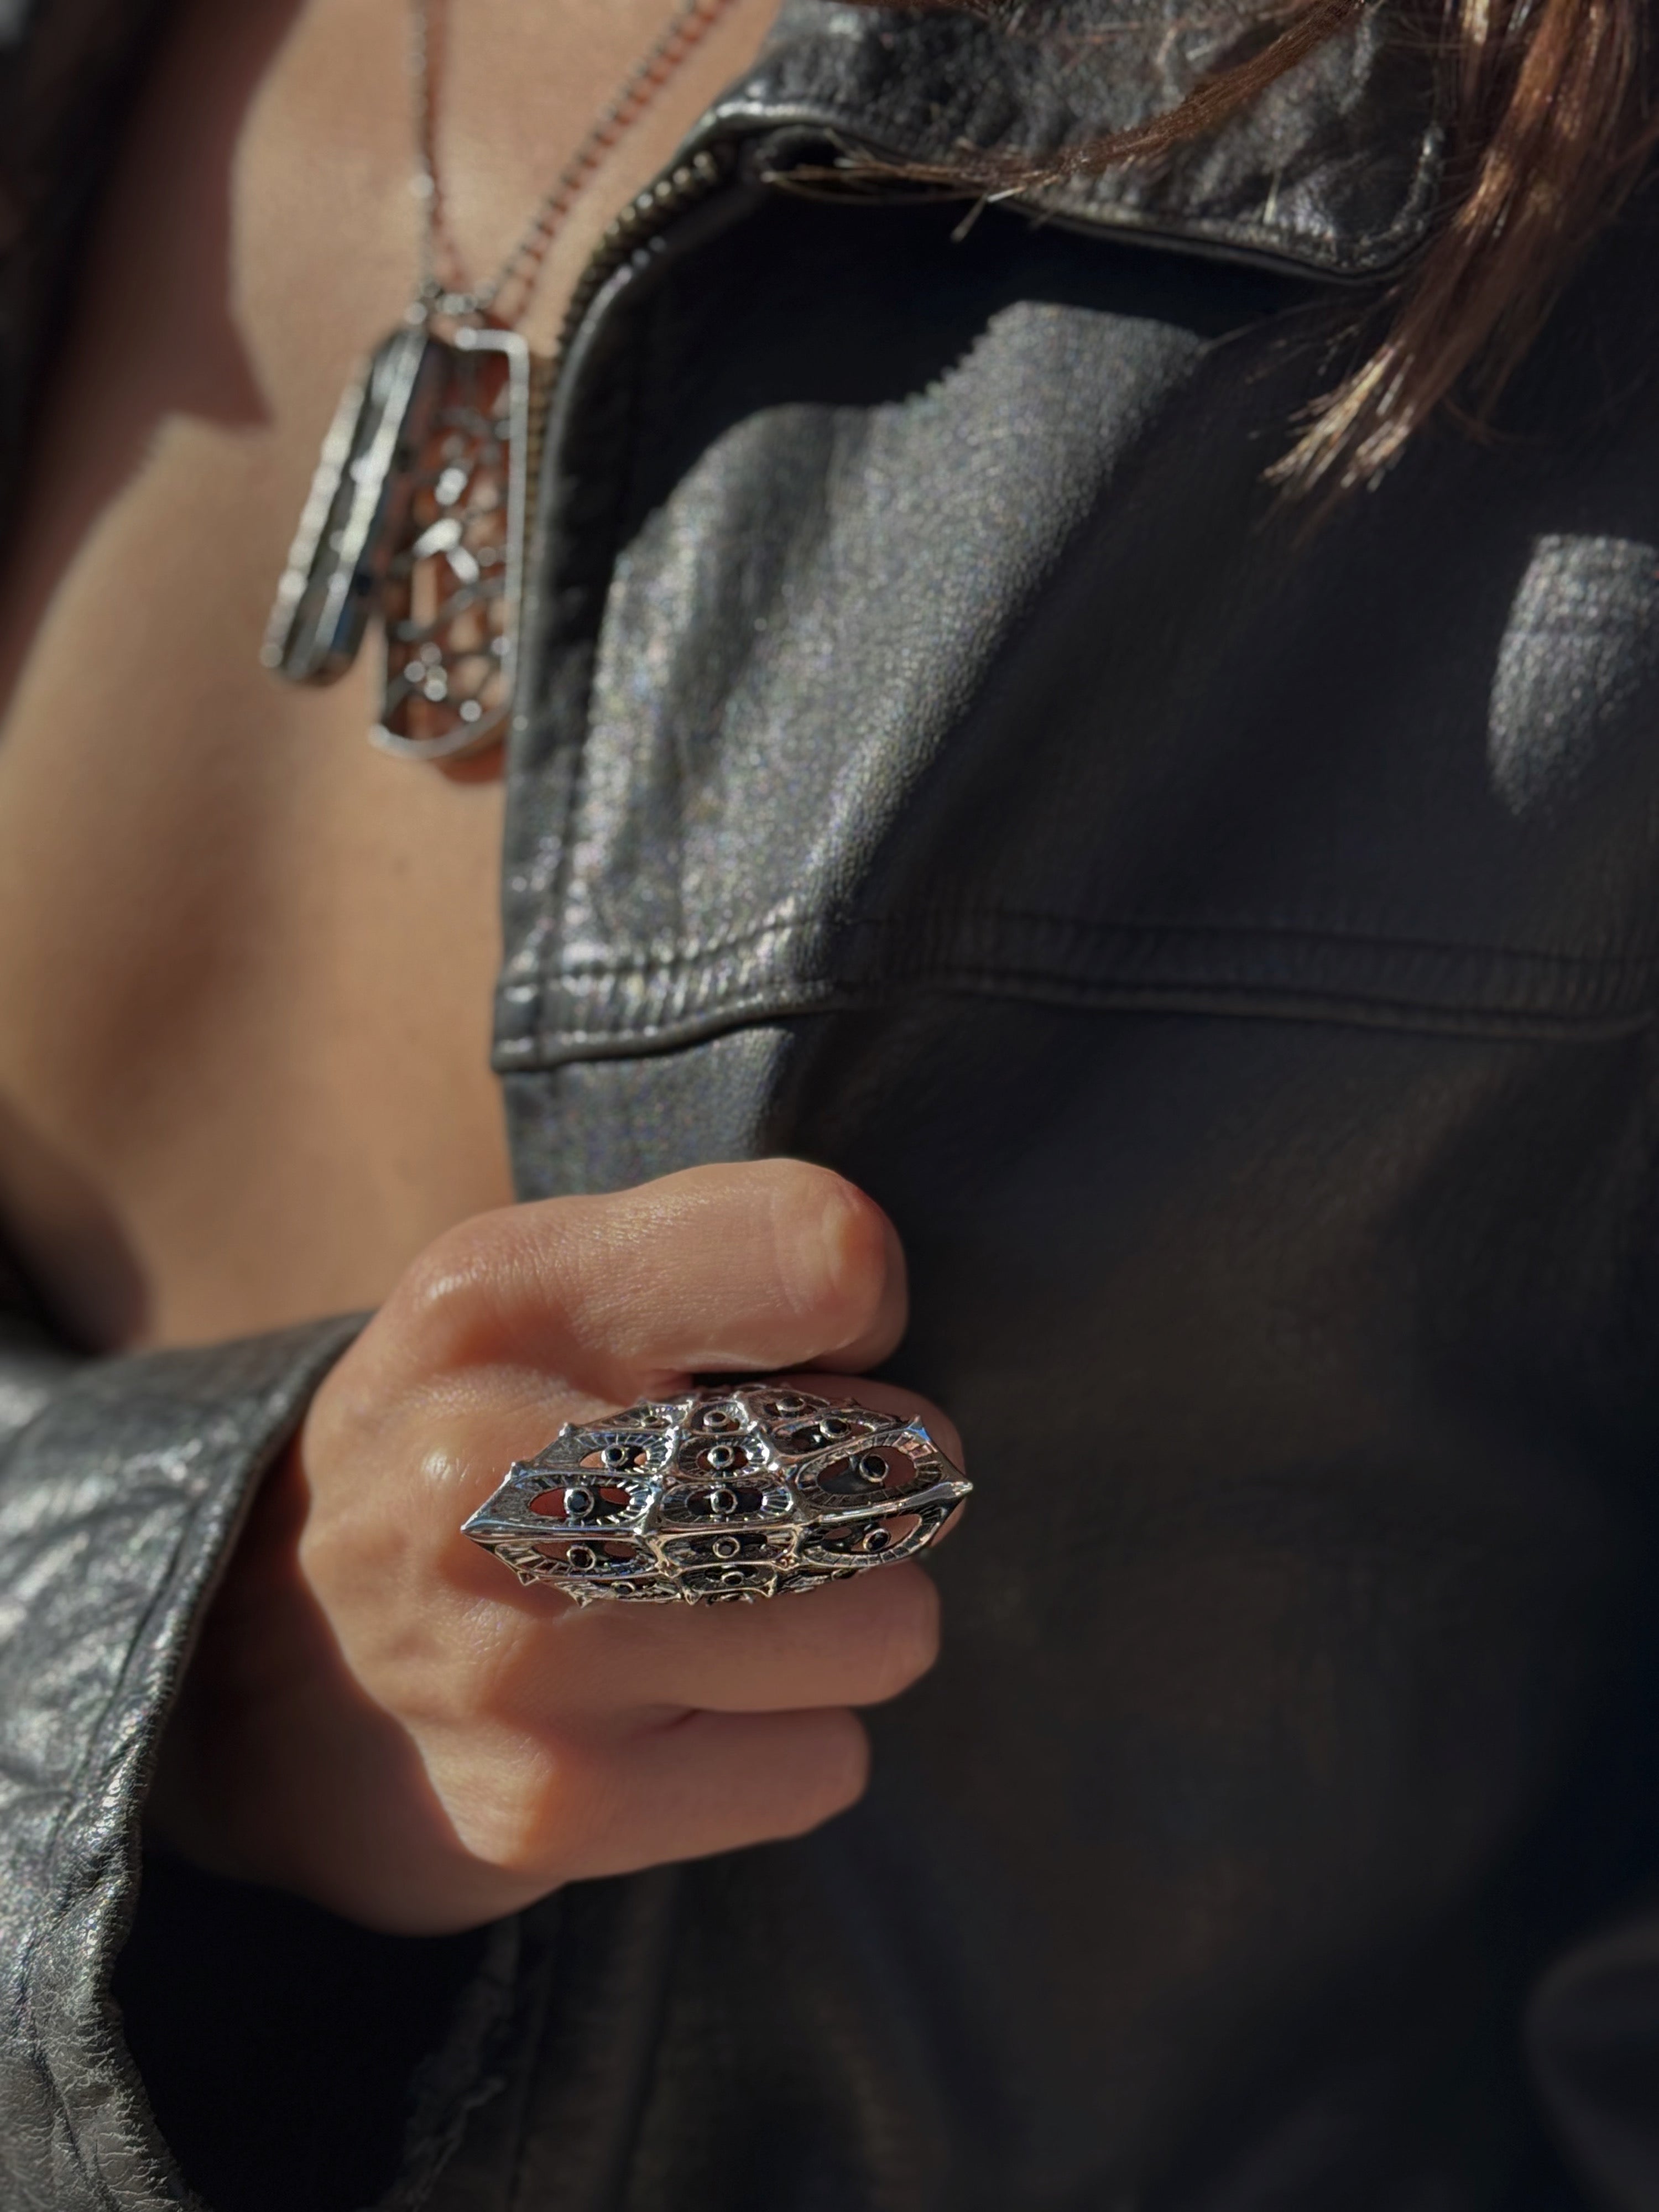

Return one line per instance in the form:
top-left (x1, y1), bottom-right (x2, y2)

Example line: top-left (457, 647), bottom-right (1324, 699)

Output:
top-left (262, 320), bottom-right (533, 763)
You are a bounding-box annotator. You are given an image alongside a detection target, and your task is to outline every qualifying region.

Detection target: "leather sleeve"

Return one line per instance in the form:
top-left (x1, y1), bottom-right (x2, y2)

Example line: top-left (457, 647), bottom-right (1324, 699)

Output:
top-left (1530, 1912), bottom-right (1659, 2210)
top-left (0, 1314), bottom-right (361, 2210)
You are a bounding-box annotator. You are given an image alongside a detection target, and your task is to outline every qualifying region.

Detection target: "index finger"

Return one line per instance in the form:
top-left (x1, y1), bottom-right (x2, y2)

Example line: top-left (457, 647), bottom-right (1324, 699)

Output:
top-left (375, 1159), bottom-right (909, 1402)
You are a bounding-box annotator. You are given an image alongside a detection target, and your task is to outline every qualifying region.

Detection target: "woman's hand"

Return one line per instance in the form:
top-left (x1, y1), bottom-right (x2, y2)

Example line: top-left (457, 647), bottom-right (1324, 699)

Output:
top-left (148, 1162), bottom-right (954, 1933)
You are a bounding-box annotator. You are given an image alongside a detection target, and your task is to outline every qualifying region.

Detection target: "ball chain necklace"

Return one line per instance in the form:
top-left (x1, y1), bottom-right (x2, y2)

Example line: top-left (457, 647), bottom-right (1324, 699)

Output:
top-left (262, 0), bottom-right (743, 763)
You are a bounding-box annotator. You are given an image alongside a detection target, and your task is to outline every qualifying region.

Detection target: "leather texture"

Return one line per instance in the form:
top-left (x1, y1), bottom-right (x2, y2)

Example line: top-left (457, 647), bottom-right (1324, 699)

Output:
top-left (6, 1), bottom-right (1659, 2208)
top-left (700, 0), bottom-right (1447, 275)
top-left (0, 1318), bottom-right (362, 2210)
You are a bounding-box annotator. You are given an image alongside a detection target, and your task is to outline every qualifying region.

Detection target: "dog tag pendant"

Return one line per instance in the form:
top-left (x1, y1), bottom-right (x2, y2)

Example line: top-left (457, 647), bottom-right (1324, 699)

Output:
top-left (370, 323), bottom-right (534, 761)
top-left (262, 324), bottom-right (446, 687)
top-left (263, 320), bottom-right (536, 763)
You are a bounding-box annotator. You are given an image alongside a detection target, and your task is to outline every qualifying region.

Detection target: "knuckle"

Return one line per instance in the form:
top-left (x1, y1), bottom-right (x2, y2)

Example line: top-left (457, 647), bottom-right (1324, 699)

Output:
top-left (298, 1412), bottom-right (488, 1651)
top-left (431, 1715), bottom-right (632, 1886)
top-left (762, 1160), bottom-right (891, 1333)
top-left (441, 1744), bottom-right (575, 1880)
top-left (779, 1712), bottom-right (870, 1830)
top-left (389, 1217), bottom-right (516, 1364)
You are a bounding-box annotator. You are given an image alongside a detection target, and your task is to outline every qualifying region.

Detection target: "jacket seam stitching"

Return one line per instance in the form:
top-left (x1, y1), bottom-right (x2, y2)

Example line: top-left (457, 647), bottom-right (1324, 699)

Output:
top-left (520, 908), bottom-right (1659, 981)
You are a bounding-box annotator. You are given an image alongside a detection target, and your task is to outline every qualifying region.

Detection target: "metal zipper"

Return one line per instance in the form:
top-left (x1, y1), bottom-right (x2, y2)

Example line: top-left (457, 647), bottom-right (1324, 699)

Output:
top-left (505, 139), bottom-right (741, 763)
top-left (549, 141), bottom-right (738, 380)
top-left (521, 140), bottom-right (739, 545)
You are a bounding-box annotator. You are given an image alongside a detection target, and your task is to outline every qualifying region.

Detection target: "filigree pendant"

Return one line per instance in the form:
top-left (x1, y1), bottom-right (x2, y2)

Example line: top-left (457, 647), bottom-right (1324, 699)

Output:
top-left (262, 320), bottom-right (536, 763)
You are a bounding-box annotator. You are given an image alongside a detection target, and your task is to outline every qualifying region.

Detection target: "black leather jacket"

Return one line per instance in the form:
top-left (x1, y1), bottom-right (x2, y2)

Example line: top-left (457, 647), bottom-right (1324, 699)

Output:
top-left (6, 2), bottom-right (1659, 2206)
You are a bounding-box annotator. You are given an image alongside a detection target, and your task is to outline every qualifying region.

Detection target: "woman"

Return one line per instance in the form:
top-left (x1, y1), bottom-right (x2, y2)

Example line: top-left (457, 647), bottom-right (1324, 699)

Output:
top-left (1, 0), bottom-right (1655, 2204)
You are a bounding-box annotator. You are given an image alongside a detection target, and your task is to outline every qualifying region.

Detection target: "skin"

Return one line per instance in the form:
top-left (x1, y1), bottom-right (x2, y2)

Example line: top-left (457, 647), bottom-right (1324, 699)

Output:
top-left (0, 0), bottom-right (957, 1930)
top-left (0, 0), bottom-right (779, 1350)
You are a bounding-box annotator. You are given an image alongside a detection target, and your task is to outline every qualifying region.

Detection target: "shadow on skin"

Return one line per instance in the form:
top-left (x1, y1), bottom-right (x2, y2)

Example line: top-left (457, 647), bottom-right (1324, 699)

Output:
top-left (0, 0), bottom-right (305, 732)
top-left (0, 1088), bottom-right (149, 1348)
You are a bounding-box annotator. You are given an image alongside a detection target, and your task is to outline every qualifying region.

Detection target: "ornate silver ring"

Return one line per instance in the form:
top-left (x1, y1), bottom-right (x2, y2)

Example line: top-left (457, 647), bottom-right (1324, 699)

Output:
top-left (462, 1381), bottom-right (970, 1605)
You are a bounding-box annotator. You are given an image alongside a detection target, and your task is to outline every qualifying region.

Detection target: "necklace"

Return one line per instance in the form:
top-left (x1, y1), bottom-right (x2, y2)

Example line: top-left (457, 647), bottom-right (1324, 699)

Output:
top-left (260, 0), bottom-right (744, 763)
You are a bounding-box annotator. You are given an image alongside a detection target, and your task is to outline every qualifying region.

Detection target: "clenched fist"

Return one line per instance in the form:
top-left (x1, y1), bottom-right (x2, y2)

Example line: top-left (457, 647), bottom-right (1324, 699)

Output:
top-left (150, 1162), bottom-right (958, 1933)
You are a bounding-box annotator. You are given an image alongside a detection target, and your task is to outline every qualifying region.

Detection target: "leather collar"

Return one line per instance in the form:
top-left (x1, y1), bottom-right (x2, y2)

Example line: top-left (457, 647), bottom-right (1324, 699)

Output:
top-left (703, 0), bottom-right (1446, 278)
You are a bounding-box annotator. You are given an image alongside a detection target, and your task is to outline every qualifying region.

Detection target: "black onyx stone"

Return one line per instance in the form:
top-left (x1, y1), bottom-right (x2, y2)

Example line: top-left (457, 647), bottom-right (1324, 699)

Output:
top-left (706, 1444), bottom-right (738, 1470)
top-left (857, 1454), bottom-right (887, 1483)
top-left (712, 1536), bottom-right (740, 1560)
top-left (707, 1487), bottom-right (738, 1516)
top-left (601, 1446), bottom-right (630, 1468)
top-left (787, 1417), bottom-right (851, 1451)
top-left (862, 1527), bottom-right (891, 1553)
top-left (567, 1545), bottom-right (598, 1571)
top-left (565, 1487), bottom-right (594, 1517)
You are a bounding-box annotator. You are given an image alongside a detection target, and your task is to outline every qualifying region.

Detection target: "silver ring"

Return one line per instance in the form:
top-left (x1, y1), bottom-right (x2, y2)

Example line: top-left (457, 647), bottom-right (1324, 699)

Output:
top-left (462, 1382), bottom-right (971, 1604)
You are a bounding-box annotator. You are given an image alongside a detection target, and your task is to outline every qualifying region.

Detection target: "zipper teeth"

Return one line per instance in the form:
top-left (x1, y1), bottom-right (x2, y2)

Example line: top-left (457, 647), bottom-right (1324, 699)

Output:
top-left (515, 140), bottom-right (737, 675)
top-left (551, 141), bottom-right (737, 368)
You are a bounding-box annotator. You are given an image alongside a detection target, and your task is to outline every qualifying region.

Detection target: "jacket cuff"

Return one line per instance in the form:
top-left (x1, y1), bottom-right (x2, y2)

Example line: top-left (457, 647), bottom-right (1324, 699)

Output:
top-left (0, 1316), bottom-right (362, 2210)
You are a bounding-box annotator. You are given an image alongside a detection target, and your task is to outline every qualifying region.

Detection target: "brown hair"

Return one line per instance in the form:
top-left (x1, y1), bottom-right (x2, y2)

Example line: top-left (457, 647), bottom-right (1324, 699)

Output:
top-left (848, 0), bottom-right (1656, 495)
